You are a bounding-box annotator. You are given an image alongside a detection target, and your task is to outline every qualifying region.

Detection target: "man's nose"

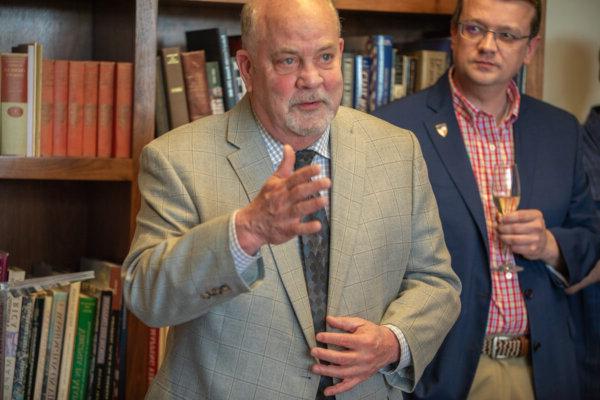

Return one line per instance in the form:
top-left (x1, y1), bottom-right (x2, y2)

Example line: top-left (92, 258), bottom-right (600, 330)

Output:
top-left (297, 62), bottom-right (324, 88)
top-left (478, 31), bottom-right (498, 52)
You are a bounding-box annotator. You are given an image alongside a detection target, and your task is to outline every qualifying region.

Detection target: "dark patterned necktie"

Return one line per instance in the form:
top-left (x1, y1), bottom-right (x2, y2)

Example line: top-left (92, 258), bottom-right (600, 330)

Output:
top-left (294, 149), bottom-right (334, 400)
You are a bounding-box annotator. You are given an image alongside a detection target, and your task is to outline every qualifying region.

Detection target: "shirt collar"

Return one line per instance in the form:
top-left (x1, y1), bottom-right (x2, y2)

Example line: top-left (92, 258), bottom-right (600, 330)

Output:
top-left (254, 115), bottom-right (331, 167)
top-left (449, 66), bottom-right (521, 126)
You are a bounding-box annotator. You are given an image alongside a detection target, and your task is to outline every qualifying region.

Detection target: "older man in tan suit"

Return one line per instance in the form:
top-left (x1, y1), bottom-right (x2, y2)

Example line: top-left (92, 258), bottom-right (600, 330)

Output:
top-left (123, 0), bottom-right (461, 398)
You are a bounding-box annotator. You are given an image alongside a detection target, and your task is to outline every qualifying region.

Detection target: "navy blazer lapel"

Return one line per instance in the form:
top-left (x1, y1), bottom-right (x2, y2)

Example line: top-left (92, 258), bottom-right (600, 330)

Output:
top-left (513, 98), bottom-right (539, 210)
top-left (424, 76), bottom-right (489, 252)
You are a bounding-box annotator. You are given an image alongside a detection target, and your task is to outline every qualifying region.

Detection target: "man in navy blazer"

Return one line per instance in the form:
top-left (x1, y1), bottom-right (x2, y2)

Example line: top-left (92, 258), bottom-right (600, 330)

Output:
top-left (374, 0), bottom-right (600, 398)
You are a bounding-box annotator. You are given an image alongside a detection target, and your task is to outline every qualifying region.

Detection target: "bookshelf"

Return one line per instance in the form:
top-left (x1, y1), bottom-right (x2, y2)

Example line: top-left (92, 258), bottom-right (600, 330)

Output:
top-left (0, 0), bottom-right (546, 398)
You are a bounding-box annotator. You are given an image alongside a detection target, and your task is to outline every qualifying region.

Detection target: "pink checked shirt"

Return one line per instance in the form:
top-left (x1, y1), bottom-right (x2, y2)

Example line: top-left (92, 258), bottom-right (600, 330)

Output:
top-left (449, 72), bottom-right (528, 336)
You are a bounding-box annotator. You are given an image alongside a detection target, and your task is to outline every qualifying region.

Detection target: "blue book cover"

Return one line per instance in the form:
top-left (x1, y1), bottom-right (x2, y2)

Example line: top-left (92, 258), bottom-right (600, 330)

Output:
top-left (367, 35), bottom-right (393, 111)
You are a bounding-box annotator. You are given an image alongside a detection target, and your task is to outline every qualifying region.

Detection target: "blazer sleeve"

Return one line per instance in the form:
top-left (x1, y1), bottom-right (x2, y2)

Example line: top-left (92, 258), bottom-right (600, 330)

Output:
top-left (380, 133), bottom-right (462, 390)
top-left (549, 121), bottom-right (600, 283)
top-left (122, 143), bottom-right (259, 327)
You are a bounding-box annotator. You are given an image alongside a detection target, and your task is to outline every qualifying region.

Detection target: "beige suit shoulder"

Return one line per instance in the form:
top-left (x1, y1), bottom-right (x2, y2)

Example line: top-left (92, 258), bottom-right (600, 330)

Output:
top-left (144, 113), bottom-right (231, 154)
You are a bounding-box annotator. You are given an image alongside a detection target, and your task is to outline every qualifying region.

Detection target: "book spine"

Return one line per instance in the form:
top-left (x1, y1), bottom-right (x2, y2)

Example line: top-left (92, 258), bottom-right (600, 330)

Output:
top-left (91, 291), bottom-right (112, 400)
top-left (181, 50), bottom-right (212, 121)
top-left (101, 311), bottom-right (118, 400)
top-left (43, 290), bottom-right (68, 400)
top-left (205, 61), bottom-right (225, 115)
top-left (69, 296), bottom-right (97, 400)
top-left (218, 33), bottom-right (236, 110)
top-left (3, 268), bottom-right (26, 398)
top-left (1, 53), bottom-right (28, 156)
top-left (154, 56), bottom-right (170, 136)
top-left (147, 327), bottom-right (159, 385)
top-left (56, 282), bottom-right (82, 400)
top-left (52, 60), bottom-right (69, 156)
top-left (96, 62), bottom-right (115, 158)
top-left (113, 62), bottom-right (133, 158)
top-left (82, 62), bottom-right (99, 157)
top-left (231, 56), bottom-right (246, 102)
top-left (41, 59), bottom-right (55, 156)
top-left (32, 293), bottom-right (53, 400)
top-left (11, 294), bottom-right (36, 400)
top-left (341, 53), bottom-right (354, 107)
top-left (161, 47), bottom-right (190, 129)
top-left (67, 61), bottom-right (85, 156)
top-left (25, 295), bottom-right (45, 400)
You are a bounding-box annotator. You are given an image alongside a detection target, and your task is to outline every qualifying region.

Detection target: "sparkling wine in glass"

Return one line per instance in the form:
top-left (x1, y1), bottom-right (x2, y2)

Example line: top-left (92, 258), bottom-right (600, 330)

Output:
top-left (492, 163), bottom-right (523, 278)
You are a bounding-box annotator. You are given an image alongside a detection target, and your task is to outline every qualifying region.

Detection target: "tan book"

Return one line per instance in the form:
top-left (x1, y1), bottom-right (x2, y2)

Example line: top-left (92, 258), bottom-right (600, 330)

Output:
top-left (409, 50), bottom-right (448, 92)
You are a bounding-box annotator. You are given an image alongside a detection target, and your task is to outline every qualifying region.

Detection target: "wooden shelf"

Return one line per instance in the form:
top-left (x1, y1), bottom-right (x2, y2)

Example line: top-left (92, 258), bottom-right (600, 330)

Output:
top-left (165, 0), bottom-right (457, 14)
top-left (0, 157), bottom-right (134, 181)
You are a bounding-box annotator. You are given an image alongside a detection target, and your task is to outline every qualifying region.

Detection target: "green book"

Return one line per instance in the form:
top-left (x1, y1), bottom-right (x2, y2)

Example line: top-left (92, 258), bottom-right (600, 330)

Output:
top-left (69, 294), bottom-right (97, 400)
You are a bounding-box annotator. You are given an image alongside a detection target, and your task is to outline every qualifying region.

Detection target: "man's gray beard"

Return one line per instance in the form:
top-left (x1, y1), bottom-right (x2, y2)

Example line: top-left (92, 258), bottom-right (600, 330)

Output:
top-left (284, 108), bottom-right (335, 137)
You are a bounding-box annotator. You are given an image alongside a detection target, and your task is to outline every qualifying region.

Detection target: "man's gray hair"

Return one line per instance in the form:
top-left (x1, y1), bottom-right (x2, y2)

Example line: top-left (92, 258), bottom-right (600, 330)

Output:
top-left (241, 0), bottom-right (341, 51)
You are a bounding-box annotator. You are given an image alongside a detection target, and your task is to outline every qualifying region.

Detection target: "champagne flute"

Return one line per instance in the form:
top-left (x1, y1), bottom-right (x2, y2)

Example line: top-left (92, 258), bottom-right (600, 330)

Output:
top-left (492, 163), bottom-right (523, 278)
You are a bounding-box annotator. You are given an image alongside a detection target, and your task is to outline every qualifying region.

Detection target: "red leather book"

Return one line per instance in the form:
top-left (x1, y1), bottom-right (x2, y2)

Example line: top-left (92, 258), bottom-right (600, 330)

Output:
top-left (181, 50), bottom-right (211, 121)
top-left (0, 53), bottom-right (28, 156)
top-left (52, 60), bottom-right (69, 156)
top-left (40, 59), bottom-right (54, 156)
top-left (96, 61), bottom-right (115, 158)
top-left (113, 62), bottom-right (133, 158)
top-left (82, 61), bottom-right (99, 157)
top-left (67, 61), bottom-right (84, 156)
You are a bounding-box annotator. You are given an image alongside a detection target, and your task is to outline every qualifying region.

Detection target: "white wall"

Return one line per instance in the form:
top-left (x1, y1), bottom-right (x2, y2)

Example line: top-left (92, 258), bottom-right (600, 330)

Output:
top-left (543, 0), bottom-right (600, 122)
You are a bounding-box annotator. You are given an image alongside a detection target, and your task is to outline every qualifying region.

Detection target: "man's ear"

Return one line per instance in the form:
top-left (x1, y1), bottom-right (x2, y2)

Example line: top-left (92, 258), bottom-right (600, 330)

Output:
top-left (523, 35), bottom-right (541, 65)
top-left (236, 49), bottom-right (253, 92)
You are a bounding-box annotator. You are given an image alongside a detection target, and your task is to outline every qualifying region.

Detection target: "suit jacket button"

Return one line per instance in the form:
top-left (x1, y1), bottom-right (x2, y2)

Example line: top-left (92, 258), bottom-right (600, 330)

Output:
top-left (533, 342), bottom-right (541, 352)
top-left (524, 288), bottom-right (534, 299)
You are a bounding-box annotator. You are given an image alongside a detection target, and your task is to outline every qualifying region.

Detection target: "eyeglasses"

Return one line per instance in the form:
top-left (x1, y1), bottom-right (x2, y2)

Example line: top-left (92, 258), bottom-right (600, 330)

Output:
top-left (457, 22), bottom-right (531, 45)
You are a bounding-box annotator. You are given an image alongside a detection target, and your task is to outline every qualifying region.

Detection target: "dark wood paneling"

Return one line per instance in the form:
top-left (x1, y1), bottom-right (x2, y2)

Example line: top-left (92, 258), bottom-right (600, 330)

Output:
top-left (0, 0), bottom-right (93, 59)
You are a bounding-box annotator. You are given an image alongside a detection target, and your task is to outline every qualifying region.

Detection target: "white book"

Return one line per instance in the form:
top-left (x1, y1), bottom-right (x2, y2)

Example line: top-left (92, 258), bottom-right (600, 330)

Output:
top-left (32, 292), bottom-right (53, 400)
top-left (3, 267), bottom-right (26, 399)
top-left (56, 281), bottom-right (81, 400)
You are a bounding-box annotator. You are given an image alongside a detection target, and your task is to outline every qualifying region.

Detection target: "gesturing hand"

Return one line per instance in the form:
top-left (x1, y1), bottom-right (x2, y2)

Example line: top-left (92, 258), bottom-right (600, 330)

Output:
top-left (311, 316), bottom-right (400, 397)
top-left (236, 144), bottom-right (331, 255)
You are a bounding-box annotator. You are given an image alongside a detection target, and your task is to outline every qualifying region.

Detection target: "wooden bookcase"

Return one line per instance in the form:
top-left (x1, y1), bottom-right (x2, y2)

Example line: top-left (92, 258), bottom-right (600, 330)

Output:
top-left (0, 0), bottom-right (545, 398)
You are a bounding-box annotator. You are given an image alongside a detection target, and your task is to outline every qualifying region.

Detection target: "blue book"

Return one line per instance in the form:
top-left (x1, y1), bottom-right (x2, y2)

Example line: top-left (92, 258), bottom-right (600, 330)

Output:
top-left (367, 35), bottom-right (393, 111)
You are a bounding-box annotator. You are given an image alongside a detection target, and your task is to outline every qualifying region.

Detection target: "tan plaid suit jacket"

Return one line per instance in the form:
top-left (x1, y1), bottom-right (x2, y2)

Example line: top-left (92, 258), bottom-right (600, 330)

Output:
top-left (123, 96), bottom-right (461, 400)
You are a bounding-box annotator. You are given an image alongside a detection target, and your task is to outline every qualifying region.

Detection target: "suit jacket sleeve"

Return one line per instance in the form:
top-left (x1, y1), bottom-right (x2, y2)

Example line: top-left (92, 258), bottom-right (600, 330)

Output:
top-left (548, 121), bottom-right (600, 283)
top-left (122, 143), bottom-right (260, 327)
top-left (379, 132), bottom-right (462, 390)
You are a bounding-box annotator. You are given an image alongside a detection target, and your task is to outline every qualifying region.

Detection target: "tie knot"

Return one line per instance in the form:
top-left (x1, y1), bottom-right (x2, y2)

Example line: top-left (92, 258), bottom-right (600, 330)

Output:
top-left (294, 149), bottom-right (317, 170)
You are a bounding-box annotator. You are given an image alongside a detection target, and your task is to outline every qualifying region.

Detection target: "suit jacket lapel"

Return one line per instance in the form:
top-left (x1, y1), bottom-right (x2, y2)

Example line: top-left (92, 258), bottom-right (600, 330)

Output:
top-left (328, 109), bottom-right (366, 318)
top-left (424, 76), bottom-right (489, 253)
top-left (514, 99), bottom-right (538, 210)
top-left (226, 97), bottom-right (316, 348)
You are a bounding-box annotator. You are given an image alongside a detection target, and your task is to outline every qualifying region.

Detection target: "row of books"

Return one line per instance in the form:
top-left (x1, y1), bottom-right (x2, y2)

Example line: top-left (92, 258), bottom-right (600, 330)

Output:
top-left (153, 31), bottom-right (452, 137)
top-left (341, 35), bottom-right (451, 113)
top-left (0, 256), bottom-right (126, 400)
top-left (0, 41), bottom-right (133, 158)
top-left (155, 27), bottom-right (247, 136)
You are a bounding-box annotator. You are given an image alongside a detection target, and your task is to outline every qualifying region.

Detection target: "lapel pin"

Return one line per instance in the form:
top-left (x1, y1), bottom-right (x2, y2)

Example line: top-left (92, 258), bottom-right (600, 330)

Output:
top-left (435, 123), bottom-right (448, 138)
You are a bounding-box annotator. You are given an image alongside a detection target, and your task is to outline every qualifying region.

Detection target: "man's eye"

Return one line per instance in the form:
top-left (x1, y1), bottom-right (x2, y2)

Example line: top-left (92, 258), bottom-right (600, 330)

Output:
top-left (321, 53), bottom-right (333, 62)
top-left (498, 32), bottom-right (517, 42)
top-left (281, 57), bottom-right (295, 65)
top-left (466, 24), bottom-right (483, 35)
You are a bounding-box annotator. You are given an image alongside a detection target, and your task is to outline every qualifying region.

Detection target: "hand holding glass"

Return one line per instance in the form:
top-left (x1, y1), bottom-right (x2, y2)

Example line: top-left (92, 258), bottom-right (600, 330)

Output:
top-left (492, 163), bottom-right (523, 278)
